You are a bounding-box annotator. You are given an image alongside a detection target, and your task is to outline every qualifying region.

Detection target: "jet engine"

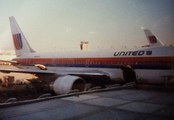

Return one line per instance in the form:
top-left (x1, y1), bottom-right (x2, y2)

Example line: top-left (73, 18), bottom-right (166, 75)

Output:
top-left (49, 75), bottom-right (86, 95)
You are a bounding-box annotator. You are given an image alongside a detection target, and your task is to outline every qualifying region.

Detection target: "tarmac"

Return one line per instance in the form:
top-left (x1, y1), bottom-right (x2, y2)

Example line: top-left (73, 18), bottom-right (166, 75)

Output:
top-left (0, 64), bottom-right (173, 119)
top-left (0, 87), bottom-right (173, 120)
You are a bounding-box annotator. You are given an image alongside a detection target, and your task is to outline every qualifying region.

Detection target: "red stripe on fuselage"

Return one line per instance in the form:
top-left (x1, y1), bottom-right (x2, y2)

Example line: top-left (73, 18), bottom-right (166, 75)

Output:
top-left (13, 56), bottom-right (173, 68)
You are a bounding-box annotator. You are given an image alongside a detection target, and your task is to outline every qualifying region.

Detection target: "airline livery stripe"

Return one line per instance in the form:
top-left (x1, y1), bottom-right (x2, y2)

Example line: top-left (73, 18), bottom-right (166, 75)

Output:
top-left (17, 34), bottom-right (22, 48)
top-left (149, 36), bottom-right (157, 43)
top-left (13, 33), bottom-right (23, 50)
top-left (14, 56), bottom-right (174, 70)
top-left (13, 35), bottom-right (19, 50)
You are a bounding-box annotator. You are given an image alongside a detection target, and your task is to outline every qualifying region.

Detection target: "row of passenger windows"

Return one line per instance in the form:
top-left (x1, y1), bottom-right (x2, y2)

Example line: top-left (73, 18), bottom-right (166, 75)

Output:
top-left (27, 60), bottom-right (169, 66)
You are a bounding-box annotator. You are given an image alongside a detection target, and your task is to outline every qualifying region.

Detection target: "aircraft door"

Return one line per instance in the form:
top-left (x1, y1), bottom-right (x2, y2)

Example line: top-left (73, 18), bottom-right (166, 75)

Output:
top-left (121, 65), bottom-right (136, 83)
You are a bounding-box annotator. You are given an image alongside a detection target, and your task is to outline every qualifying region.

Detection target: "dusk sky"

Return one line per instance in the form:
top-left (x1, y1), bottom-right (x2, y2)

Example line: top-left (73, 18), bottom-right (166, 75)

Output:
top-left (0, 0), bottom-right (173, 51)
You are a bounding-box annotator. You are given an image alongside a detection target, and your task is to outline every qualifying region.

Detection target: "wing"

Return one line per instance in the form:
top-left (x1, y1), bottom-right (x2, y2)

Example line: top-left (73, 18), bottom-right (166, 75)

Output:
top-left (0, 68), bottom-right (55, 74)
top-left (0, 68), bottom-right (110, 80)
top-left (0, 60), bottom-right (19, 64)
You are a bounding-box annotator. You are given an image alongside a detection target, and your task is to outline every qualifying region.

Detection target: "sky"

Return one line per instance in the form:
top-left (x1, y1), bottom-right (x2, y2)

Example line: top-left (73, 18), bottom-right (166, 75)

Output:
top-left (0, 0), bottom-right (173, 51)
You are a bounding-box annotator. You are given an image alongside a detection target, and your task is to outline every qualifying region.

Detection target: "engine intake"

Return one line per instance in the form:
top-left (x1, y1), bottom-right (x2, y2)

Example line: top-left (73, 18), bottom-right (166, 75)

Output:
top-left (49, 75), bottom-right (86, 95)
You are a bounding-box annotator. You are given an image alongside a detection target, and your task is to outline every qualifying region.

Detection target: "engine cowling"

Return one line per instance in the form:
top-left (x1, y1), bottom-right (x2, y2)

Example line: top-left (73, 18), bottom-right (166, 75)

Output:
top-left (49, 75), bottom-right (86, 95)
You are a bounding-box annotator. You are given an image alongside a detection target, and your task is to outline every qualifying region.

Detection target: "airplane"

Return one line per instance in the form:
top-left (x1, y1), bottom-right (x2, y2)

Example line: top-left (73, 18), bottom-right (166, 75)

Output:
top-left (0, 16), bottom-right (173, 95)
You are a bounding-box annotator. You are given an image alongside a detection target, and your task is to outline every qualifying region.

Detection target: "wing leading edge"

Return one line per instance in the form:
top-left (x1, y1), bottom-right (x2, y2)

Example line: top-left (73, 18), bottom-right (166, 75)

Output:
top-left (0, 68), bottom-right (109, 77)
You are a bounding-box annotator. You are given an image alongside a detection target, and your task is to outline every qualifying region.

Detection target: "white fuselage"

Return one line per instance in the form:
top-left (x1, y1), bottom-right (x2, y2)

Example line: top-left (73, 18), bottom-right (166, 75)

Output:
top-left (13, 46), bottom-right (174, 84)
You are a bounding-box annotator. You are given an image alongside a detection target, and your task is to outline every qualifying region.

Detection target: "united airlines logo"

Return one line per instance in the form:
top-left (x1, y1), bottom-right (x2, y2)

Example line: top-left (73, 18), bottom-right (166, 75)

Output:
top-left (146, 51), bottom-right (152, 55)
top-left (148, 36), bottom-right (157, 43)
top-left (114, 51), bottom-right (145, 56)
top-left (13, 33), bottom-right (23, 50)
top-left (114, 51), bottom-right (152, 56)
